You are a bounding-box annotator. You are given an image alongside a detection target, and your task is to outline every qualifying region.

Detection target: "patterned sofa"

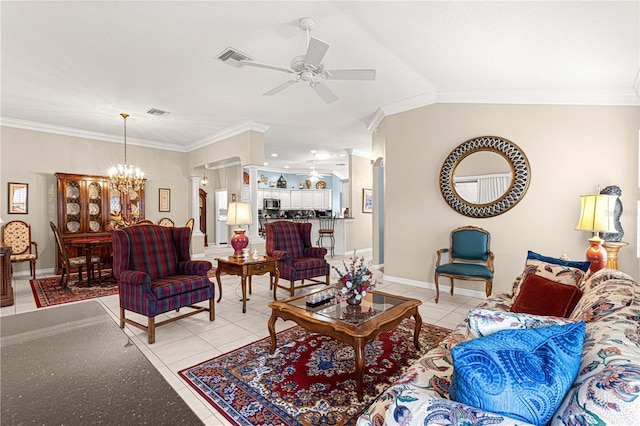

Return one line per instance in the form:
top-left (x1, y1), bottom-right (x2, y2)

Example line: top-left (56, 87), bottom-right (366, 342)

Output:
top-left (358, 268), bottom-right (640, 425)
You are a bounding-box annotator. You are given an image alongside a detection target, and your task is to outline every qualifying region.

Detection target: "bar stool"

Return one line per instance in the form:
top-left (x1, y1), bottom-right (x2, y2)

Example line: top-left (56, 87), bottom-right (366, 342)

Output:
top-left (317, 216), bottom-right (336, 257)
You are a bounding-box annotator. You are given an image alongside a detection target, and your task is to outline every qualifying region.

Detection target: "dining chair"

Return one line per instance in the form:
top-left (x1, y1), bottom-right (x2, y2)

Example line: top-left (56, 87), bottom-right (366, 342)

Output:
top-left (434, 225), bottom-right (494, 303)
top-left (2, 220), bottom-right (38, 278)
top-left (157, 217), bottom-right (175, 227)
top-left (49, 221), bottom-right (102, 288)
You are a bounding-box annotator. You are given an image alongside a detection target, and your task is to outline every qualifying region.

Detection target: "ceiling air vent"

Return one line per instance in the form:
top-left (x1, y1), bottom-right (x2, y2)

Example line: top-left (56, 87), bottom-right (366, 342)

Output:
top-left (217, 47), bottom-right (253, 67)
top-left (147, 108), bottom-right (169, 117)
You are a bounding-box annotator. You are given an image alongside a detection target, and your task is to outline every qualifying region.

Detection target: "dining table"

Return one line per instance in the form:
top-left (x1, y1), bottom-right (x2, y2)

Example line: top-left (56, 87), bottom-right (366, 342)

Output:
top-left (69, 236), bottom-right (112, 285)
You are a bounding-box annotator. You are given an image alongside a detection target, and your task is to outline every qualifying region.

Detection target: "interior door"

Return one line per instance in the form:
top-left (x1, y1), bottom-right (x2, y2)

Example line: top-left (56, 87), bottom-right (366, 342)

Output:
top-left (215, 189), bottom-right (228, 245)
top-left (199, 188), bottom-right (208, 246)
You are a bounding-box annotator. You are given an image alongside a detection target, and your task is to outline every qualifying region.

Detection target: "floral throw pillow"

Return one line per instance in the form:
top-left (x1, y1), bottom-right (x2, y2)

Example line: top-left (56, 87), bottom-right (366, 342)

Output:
top-left (467, 308), bottom-right (575, 338)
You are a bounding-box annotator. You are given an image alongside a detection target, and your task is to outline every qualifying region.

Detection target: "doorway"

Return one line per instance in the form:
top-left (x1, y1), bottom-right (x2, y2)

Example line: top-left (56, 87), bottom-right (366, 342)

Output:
top-left (215, 189), bottom-right (228, 245)
top-left (199, 188), bottom-right (208, 246)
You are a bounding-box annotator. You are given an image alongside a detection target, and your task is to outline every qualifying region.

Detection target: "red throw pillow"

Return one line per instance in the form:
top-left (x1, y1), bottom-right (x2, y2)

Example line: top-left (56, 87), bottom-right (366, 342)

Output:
top-left (511, 273), bottom-right (583, 318)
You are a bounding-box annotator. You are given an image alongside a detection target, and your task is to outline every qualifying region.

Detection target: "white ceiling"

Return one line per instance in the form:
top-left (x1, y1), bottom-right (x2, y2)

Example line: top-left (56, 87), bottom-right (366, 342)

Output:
top-left (2, 1), bottom-right (638, 178)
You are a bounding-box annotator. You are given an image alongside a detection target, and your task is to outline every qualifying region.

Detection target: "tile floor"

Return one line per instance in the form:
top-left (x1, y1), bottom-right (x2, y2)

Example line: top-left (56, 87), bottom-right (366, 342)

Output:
top-left (1, 245), bottom-right (483, 425)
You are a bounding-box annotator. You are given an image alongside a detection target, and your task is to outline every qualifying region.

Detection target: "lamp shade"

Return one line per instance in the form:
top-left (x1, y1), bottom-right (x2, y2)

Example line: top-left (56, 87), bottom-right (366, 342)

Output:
top-left (227, 202), bottom-right (252, 226)
top-left (576, 194), bottom-right (617, 233)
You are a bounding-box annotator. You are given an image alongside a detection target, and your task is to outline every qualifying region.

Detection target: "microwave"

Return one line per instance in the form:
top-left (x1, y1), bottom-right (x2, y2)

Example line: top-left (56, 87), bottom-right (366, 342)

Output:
top-left (264, 198), bottom-right (280, 209)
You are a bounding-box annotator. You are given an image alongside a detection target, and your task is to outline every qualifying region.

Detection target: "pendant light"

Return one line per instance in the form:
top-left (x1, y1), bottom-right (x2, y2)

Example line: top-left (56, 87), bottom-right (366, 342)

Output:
top-left (108, 113), bottom-right (144, 192)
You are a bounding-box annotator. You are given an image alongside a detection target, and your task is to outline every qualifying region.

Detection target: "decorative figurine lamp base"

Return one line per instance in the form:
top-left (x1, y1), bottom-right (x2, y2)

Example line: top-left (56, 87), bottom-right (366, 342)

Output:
top-left (227, 202), bottom-right (252, 258)
top-left (576, 193), bottom-right (617, 274)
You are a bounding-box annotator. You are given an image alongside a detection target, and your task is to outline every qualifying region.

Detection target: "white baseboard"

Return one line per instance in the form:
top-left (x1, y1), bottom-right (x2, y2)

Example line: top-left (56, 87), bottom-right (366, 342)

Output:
top-left (383, 273), bottom-right (486, 299)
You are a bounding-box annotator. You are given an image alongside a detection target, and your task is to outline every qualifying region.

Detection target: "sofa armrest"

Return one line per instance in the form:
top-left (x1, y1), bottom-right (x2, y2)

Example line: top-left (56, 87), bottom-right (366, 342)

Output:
top-left (177, 260), bottom-right (213, 276)
top-left (304, 247), bottom-right (327, 258)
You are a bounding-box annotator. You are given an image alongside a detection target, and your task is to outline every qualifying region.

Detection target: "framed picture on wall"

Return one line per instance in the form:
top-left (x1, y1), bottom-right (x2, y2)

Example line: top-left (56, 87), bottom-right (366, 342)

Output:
top-left (362, 188), bottom-right (373, 213)
top-left (159, 188), bottom-right (171, 212)
top-left (8, 182), bottom-right (28, 214)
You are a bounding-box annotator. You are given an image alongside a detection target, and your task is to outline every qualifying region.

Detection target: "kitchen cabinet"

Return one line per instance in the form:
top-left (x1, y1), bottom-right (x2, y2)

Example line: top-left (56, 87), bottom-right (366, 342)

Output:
top-left (290, 191), bottom-right (302, 209)
top-left (312, 191), bottom-right (324, 209)
top-left (278, 190), bottom-right (291, 209)
top-left (301, 191), bottom-right (313, 209)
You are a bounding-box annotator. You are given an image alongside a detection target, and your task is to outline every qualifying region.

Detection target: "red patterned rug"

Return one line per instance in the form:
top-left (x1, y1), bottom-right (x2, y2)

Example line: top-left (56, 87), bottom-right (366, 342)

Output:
top-left (29, 272), bottom-right (118, 308)
top-left (179, 319), bottom-right (450, 425)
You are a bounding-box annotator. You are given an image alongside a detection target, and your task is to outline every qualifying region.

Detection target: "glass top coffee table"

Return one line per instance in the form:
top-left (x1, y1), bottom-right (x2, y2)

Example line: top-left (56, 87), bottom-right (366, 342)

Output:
top-left (267, 287), bottom-right (422, 401)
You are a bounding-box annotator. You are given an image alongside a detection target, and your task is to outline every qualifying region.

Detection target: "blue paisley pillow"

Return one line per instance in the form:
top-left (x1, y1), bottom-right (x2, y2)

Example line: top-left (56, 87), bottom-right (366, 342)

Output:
top-left (450, 322), bottom-right (585, 426)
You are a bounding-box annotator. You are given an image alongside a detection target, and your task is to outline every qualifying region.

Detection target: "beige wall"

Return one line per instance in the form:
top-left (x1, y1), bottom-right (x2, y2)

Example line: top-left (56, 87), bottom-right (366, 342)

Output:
top-left (347, 153), bottom-right (373, 251)
top-left (0, 126), bottom-right (191, 273)
top-left (1, 126), bottom-right (264, 273)
top-left (382, 103), bottom-right (639, 295)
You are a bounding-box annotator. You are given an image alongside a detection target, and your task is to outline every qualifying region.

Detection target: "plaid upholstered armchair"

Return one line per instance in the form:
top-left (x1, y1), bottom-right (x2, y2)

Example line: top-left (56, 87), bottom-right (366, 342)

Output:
top-left (112, 224), bottom-right (214, 344)
top-left (265, 221), bottom-right (330, 297)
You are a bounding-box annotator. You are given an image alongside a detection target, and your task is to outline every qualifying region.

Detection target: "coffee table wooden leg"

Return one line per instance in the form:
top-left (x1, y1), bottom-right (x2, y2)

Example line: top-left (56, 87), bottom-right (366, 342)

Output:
top-left (354, 338), bottom-right (365, 402)
top-left (413, 310), bottom-right (422, 350)
top-left (267, 312), bottom-right (277, 354)
top-left (215, 268), bottom-right (223, 303)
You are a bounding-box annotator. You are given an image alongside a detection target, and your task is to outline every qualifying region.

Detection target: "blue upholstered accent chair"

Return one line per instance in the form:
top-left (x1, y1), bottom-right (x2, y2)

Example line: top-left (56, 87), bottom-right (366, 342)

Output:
top-left (112, 224), bottom-right (214, 344)
top-left (434, 226), bottom-right (494, 303)
top-left (265, 221), bottom-right (330, 297)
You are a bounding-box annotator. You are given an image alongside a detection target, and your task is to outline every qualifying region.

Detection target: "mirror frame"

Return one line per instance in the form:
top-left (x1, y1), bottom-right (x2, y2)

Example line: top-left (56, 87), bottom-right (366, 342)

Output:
top-left (439, 136), bottom-right (530, 218)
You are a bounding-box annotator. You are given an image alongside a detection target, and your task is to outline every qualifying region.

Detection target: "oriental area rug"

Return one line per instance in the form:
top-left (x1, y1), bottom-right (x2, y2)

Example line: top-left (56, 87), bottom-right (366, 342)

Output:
top-left (180, 319), bottom-right (451, 426)
top-left (29, 272), bottom-right (118, 308)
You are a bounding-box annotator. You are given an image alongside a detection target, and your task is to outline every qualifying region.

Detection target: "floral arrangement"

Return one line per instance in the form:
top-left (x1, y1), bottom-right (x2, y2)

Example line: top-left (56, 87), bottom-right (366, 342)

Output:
top-left (110, 211), bottom-right (139, 228)
top-left (332, 251), bottom-right (377, 303)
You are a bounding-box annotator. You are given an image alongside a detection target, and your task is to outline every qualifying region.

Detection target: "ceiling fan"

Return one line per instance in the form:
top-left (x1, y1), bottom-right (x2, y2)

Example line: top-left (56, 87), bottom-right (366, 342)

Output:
top-left (235, 17), bottom-right (376, 103)
top-left (296, 163), bottom-right (329, 179)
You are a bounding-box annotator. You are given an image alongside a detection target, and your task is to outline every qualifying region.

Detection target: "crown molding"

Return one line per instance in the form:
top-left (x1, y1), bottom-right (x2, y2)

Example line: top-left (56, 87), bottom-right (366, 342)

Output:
top-left (0, 117), bottom-right (183, 151)
top-left (187, 121), bottom-right (270, 151)
top-left (367, 88), bottom-right (640, 132)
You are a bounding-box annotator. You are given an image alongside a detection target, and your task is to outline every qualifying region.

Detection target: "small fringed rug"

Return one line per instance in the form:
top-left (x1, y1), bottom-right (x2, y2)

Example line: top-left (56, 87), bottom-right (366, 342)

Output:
top-left (29, 272), bottom-right (117, 308)
top-left (180, 319), bottom-right (450, 425)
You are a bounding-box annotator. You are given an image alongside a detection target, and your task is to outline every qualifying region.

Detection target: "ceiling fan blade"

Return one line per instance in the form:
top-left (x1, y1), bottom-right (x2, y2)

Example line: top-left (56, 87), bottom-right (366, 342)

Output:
top-left (238, 60), bottom-right (294, 74)
top-left (263, 79), bottom-right (299, 96)
top-left (310, 81), bottom-right (338, 104)
top-left (304, 37), bottom-right (329, 69)
top-left (324, 69), bottom-right (376, 80)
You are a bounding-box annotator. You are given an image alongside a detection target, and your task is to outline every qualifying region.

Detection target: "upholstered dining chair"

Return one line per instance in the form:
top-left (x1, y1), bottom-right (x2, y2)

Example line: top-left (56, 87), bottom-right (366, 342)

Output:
top-left (112, 224), bottom-right (214, 344)
top-left (135, 219), bottom-right (154, 225)
top-left (49, 221), bottom-right (102, 288)
top-left (434, 225), bottom-right (494, 303)
top-left (265, 220), bottom-right (330, 297)
top-left (2, 220), bottom-right (38, 278)
top-left (157, 217), bottom-right (174, 227)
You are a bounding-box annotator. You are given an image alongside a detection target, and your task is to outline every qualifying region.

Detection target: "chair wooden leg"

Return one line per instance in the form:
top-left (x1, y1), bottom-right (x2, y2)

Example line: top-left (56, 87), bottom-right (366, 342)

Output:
top-left (148, 317), bottom-right (155, 344)
top-left (434, 274), bottom-right (440, 303)
top-left (209, 298), bottom-right (215, 321)
top-left (31, 261), bottom-right (36, 279)
top-left (326, 274), bottom-right (330, 285)
top-left (119, 307), bottom-right (125, 328)
top-left (486, 280), bottom-right (493, 297)
top-left (450, 278), bottom-right (454, 295)
top-left (290, 280), bottom-right (295, 297)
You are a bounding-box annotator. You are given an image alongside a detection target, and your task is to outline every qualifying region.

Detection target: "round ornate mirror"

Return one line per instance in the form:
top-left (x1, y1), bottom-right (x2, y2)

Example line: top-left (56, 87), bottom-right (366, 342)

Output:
top-left (439, 136), bottom-right (530, 218)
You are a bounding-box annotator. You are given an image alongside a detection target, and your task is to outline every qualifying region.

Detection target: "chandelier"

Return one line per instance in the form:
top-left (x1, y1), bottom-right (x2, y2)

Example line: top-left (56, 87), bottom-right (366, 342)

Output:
top-left (108, 113), bottom-right (144, 192)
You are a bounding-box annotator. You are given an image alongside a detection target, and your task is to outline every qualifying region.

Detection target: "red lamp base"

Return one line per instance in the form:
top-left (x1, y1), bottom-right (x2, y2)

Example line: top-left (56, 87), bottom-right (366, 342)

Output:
top-left (230, 229), bottom-right (249, 257)
top-left (586, 236), bottom-right (607, 274)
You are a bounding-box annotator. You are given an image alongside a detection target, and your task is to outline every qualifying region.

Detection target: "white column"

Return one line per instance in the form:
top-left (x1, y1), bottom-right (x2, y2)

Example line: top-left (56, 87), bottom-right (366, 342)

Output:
top-left (188, 176), bottom-right (205, 258)
top-left (247, 165), bottom-right (262, 243)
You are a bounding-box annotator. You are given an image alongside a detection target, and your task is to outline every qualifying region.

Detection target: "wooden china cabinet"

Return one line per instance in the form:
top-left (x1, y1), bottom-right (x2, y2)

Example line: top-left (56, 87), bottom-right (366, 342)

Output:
top-left (54, 172), bottom-right (145, 272)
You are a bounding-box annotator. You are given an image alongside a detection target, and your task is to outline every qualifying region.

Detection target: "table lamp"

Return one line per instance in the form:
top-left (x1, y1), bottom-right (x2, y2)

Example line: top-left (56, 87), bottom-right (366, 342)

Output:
top-left (227, 202), bottom-right (252, 257)
top-left (576, 194), bottom-right (617, 274)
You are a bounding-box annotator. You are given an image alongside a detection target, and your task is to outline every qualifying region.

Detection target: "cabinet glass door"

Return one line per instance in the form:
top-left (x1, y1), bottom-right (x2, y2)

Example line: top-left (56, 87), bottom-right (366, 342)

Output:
top-left (87, 181), bottom-right (103, 232)
top-left (64, 180), bottom-right (82, 233)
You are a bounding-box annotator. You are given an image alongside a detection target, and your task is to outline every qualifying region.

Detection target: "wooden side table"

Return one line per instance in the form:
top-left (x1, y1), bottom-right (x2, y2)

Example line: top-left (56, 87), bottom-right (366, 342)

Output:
top-left (215, 256), bottom-right (279, 313)
top-left (603, 241), bottom-right (628, 270)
